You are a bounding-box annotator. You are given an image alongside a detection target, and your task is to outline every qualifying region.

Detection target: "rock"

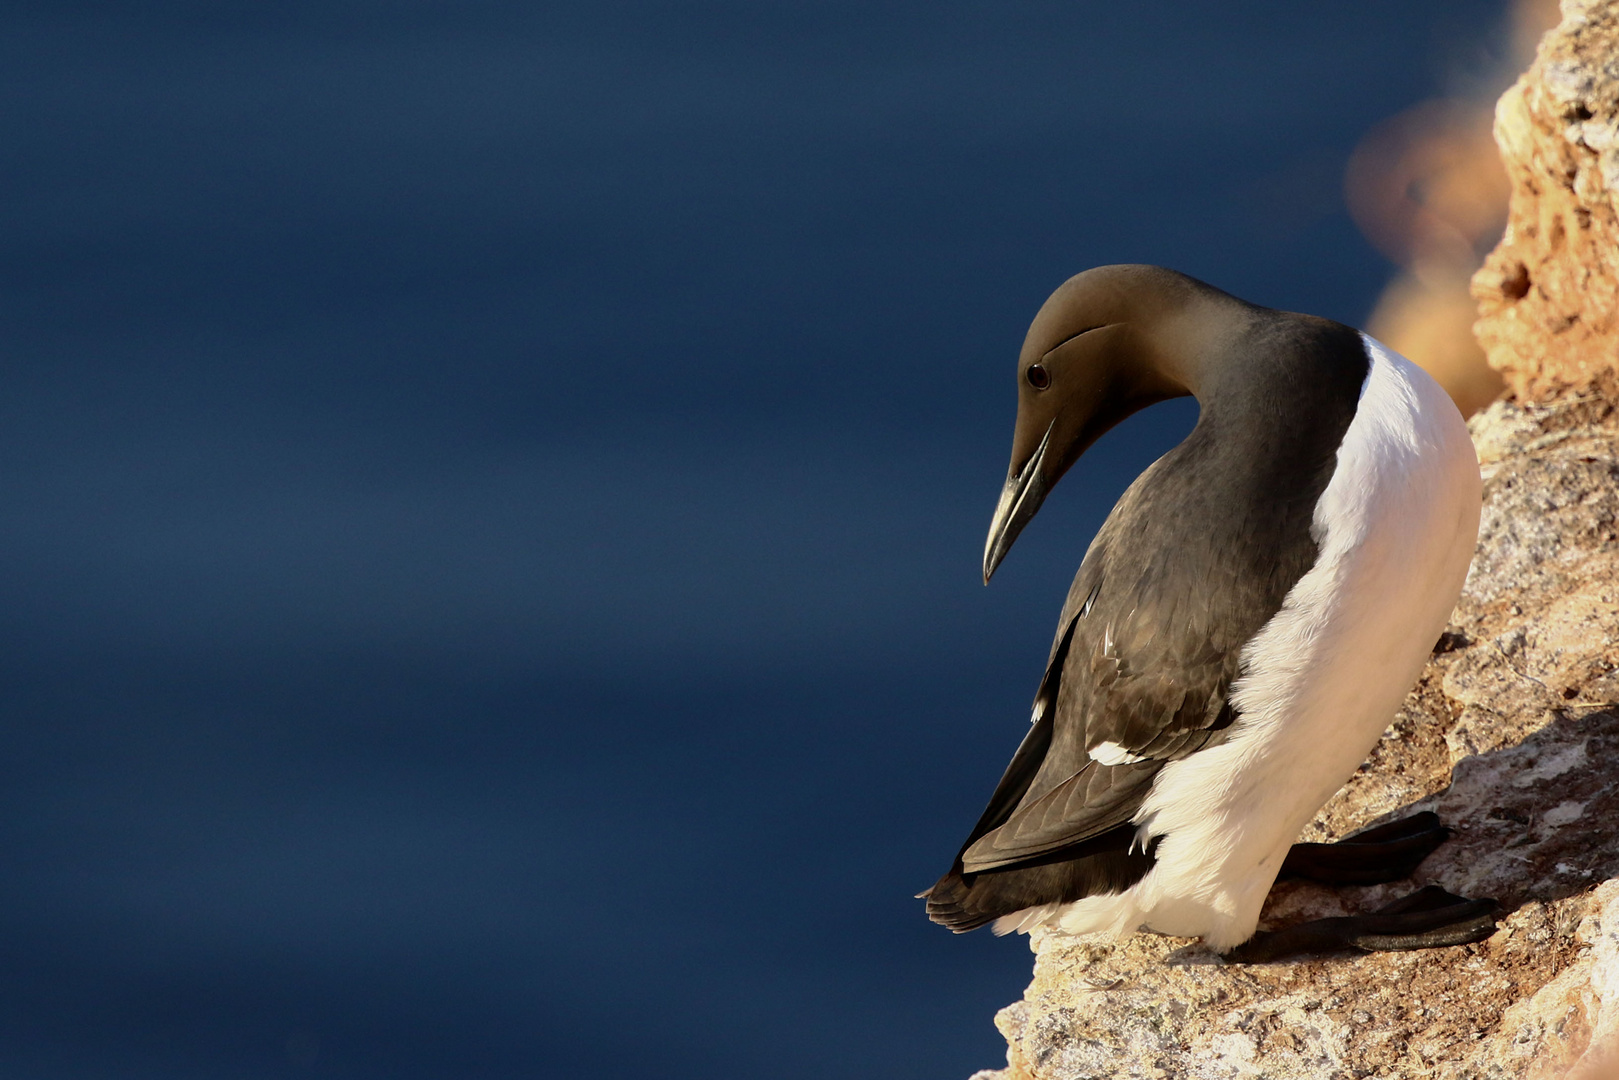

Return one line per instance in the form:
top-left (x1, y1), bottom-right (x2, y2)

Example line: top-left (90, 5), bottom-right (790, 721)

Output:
top-left (1473, 0), bottom-right (1619, 401)
top-left (969, 5), bottom-right (1619, 1073)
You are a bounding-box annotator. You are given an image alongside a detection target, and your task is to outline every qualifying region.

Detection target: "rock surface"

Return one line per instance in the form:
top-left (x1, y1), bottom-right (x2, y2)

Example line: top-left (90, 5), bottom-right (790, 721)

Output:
top-left (1473, 0), bottom-right (1619, 401)
top-left (970, 3), bottom-right (1619, 1074)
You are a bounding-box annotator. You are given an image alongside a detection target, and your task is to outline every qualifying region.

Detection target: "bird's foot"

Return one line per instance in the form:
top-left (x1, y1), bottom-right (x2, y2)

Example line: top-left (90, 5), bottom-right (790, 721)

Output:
top-left (1279, 810), bottom-right (1450, 885)
top-left (1223, 885), bottom-right (1501, 964)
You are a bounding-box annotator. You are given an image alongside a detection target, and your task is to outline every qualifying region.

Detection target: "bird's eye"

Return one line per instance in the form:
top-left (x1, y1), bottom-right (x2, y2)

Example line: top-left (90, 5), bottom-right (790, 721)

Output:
top-left (1025, 364), bottom-right (1050, 390)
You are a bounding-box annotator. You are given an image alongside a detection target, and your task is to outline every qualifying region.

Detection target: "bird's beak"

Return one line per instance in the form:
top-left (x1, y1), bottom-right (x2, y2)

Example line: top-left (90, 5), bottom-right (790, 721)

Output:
top-left (982, 421), bottom-right (1054, 583)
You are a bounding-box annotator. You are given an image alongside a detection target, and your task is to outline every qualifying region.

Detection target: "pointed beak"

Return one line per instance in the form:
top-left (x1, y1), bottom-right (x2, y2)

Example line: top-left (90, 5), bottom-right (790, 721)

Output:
top-left (982, 421), bottom-right (1054, 583)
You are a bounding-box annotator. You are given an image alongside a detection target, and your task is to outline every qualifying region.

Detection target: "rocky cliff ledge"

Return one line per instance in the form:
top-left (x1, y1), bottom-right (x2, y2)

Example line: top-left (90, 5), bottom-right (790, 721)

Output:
top-left (970, 3), bottom-right (1619, 1076)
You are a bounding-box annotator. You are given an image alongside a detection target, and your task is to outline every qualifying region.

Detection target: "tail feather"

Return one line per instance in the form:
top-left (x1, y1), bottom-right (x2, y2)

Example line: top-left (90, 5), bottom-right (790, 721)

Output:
top-left (919, 871), bottom-right (998, 933)
top-left (919, 826), bottom-right (1157, 933)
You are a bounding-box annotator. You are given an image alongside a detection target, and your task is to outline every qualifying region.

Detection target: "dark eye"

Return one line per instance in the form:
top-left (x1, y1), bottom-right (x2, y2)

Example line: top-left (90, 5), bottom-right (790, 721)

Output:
top-left (1025, 364), bottom-right (1050, 390)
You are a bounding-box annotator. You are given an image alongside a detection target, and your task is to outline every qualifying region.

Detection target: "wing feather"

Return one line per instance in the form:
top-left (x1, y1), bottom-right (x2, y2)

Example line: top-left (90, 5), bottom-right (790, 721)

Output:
top-left (957, 520), bottom-right (1244, 874)
top-left (961, 758), bottom-right (1158, 872)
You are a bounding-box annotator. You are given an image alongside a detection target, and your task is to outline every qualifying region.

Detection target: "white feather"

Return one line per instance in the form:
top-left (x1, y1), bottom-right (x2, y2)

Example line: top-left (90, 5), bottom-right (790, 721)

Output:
top-left (1089, 741), bottom-right (1147, 766)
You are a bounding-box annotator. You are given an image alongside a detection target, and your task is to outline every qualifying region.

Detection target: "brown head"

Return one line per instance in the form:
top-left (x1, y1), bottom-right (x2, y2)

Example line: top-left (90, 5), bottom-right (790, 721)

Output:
top-left (982, 265), bottom-right (1256, 582)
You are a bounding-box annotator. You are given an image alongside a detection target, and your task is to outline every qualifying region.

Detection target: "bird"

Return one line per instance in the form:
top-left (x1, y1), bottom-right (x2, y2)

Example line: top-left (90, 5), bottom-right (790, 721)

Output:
top-left (920, 265), bottom-right (1499, 961)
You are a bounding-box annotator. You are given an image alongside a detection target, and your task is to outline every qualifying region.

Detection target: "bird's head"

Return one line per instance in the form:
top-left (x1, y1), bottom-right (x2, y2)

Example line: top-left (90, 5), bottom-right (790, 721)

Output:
top-left (983, 264), bottom-right (1233, 582)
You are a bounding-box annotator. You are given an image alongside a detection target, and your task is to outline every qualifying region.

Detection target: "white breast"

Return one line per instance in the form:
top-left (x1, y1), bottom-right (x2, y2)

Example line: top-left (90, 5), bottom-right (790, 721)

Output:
top-left (996, 337), bottom-right (1482, 947)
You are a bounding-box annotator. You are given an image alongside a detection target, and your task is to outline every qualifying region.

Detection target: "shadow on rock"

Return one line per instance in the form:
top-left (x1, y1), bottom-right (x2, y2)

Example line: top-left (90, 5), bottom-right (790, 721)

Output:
top-left (1254, 707), bottom-right (1619, 937)
top-left (1416, 706), bottom-right (1619, 911)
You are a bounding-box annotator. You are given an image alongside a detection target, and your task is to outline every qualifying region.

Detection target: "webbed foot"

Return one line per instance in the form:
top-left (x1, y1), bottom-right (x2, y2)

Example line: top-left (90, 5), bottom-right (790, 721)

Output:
top-left (1225, 885), bottom-right (1501, 964)
top-left (1280, 811), bottom-right (1450, 885)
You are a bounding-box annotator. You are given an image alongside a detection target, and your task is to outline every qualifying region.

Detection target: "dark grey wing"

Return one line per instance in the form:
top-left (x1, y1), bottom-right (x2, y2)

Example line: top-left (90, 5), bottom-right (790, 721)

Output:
top-left (958, 528), bottom-right (1245, 874)
top-left (1074, 574), bottom-right (1240, 762)
top-left (961, 756), bottom-right (1159, 872)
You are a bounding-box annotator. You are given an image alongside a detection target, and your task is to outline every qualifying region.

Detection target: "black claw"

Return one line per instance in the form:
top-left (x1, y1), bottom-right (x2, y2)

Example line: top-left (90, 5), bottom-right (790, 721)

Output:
top-left (1372, 884), bottom-right (1471, 916)
top-left (1348, 905), bottom-right (1500, 952)
top-left (1279, 813), bottom-right (1452, 885)
top-left (1343, 811), bottom-right (1443, 845)
top-left (1225, 919), bottom-right (1357, 964)
top-left (1224, 887), bottom-right (1502, 964)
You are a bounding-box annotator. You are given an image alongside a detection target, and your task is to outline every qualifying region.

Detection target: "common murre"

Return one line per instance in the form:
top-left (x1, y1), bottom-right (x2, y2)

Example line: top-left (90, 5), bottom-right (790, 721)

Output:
top-left (921, 265), bottom-right (1499, 961)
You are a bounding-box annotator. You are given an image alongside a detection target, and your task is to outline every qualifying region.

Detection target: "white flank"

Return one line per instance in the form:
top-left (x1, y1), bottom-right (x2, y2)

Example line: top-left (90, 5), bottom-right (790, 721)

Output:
top-left (995, 336), bottom-right (1482, 948)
